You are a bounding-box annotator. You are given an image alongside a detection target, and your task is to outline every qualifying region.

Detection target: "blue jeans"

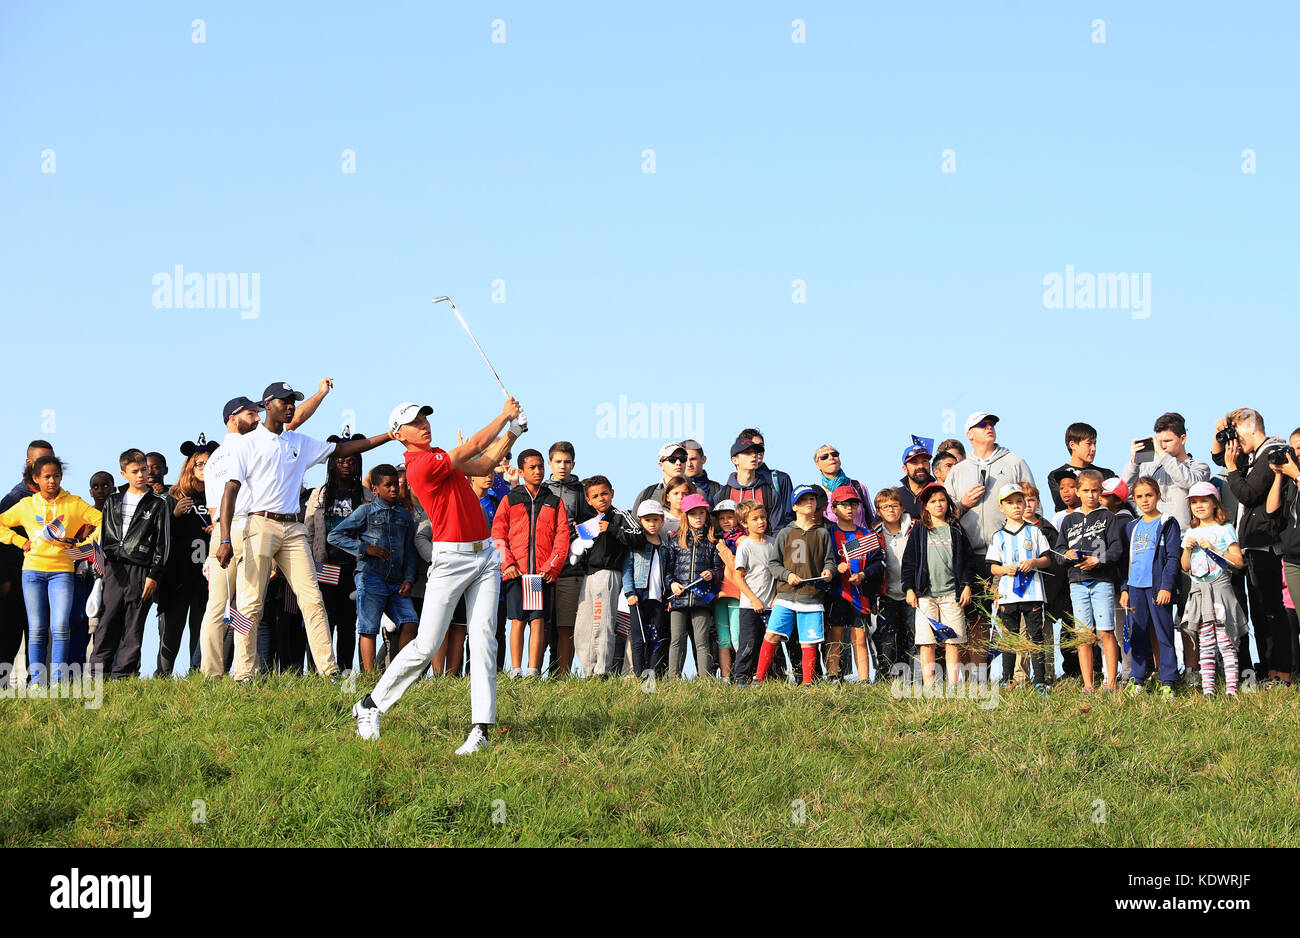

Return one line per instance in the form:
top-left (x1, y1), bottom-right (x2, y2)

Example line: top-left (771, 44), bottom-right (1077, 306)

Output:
top-left (1069, 581), bottom-right (1116, 633)
top-left (21, 570), bottom-right (75, 684)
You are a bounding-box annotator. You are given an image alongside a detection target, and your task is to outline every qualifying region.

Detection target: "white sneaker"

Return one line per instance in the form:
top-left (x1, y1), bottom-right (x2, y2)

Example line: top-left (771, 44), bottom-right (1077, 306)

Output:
top-left (454, 725), bottom-right (490, 756)
top-left (352, 700), bottom-right (380, 741)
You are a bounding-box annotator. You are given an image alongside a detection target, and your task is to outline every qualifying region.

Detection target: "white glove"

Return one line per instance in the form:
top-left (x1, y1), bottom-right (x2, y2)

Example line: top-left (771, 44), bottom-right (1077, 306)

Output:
top-left (509, 411), bottom-right (528, 436)
top-left (568, 537), bottom-right (594, 567)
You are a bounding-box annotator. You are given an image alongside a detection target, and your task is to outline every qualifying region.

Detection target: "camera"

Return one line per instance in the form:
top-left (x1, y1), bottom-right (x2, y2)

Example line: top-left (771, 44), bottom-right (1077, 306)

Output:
top-left (1268, 448), bottom-right (1292, 467)
top-left (1216, 425), bottom-right (1238, 446)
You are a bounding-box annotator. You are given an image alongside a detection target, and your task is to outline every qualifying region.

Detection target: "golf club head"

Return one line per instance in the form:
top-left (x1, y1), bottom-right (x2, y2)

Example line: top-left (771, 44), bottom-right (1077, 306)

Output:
top-left (432, 295), bottom-right (451, 304)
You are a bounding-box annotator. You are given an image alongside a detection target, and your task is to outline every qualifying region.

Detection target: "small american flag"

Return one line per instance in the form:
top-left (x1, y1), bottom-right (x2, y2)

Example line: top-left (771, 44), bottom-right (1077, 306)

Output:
top-left (64, 540), bottom-right (98, 562)
top-left (38, 517), bottom-right (67, 543)
top-left (522, 574), bottom-right (545, 611)
top-left (616, 609), bottom-right (631, 637)
top-left (317, 563), bottom-right (341, 586)
top-left (841, 531), bottom-right (881, 562)
top-left (226, 603), bottom-right (256, 636)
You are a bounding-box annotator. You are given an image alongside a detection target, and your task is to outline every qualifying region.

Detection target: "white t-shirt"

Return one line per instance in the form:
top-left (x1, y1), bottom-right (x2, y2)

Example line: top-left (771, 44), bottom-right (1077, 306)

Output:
top-left (878, 516), bottom-right (913, 599)
top-left (121, 492), bottom-right (144, 530)
top-left (647, 547), bottom-right (664, 603)
top-left (232, 425), bottom-right (335, 515)
top-left (986, 523), bottom-right (1049, 603)
top-left (205, 431), bottom-right (256, 524)
top-left (1183, 522), bottom-right (1238, 582)
top-left (734, 536), bottom-right (779, 609)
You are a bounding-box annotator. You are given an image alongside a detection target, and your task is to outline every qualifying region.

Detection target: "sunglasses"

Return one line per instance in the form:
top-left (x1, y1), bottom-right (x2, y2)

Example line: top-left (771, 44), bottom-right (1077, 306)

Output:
top-left (974, 421), bottom-right (996, 430)
top-left (661, 455), bottom-right (686, 464)
top-left (817, 451), bottom-right (840, 460)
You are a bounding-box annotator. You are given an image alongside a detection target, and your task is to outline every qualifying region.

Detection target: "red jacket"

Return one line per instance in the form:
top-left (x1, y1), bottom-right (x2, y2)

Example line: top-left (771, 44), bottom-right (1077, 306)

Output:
top-left (491, 484), bottom-right (570, 578)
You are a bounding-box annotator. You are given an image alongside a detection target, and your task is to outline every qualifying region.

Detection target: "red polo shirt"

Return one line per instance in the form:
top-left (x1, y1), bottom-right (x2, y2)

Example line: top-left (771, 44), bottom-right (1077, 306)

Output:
top-left (404, 447), bottom-right (490, 543)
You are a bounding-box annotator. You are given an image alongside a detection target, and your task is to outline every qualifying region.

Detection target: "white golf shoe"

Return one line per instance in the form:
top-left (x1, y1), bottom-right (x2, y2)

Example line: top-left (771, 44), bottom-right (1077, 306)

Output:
top-left (454, 725), bottom-right (490, 756)
top-left (352, 700), bottom-right (381, 741)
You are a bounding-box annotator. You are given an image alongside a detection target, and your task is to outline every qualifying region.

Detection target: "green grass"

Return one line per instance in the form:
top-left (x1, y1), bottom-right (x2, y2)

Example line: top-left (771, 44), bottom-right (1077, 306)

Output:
top-left (3, 674), bottom-right (1299, 846)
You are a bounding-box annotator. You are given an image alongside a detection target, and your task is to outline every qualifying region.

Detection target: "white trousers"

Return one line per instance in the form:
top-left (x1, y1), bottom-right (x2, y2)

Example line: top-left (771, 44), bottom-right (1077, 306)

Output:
top-left (371, 542), bottom-right (500, 724)
top-left (575, 569), bottom-right (622, 676)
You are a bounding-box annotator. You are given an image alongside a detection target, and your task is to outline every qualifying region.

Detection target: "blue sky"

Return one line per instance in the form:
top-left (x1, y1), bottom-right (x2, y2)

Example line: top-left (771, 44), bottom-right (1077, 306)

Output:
top-left (2, 1), bottom-right (1296, 674)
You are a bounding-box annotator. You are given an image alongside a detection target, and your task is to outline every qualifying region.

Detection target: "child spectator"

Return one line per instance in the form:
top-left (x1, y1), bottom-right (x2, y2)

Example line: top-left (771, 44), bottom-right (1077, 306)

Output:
top-left (574, 475), bottom-right (644, 677)
top-left (826, 485), bottom-right (884, 682)
top-left (623, 499), bottom-right (670, 678)
top-left (90, 449), bottom-right (170, 679)
top-left (327, 464), bottom-right (418, 673)
top-left (71, 470), bottom-right (116, 667)
top-left (1119, 478), bottom-right (1182, 697)
top-left (660, 476), bottom-right (696, 540)
top-left (985, 484), bottom-right (1051, 690)
top-left (664, 493), bottom-right (721, 678)
top-left (711, 499), bottom-right (743, 679)
top-left (1101, 478), bottom-right (1135, 524)
top-left (1020, 480), bottom-right (1069, 683)
top-left (733, 500), bottom-right (778, 687)
top-left (546, 441), bottom-right (595, 678)
top-left (0, 455), bottom-right (102, 684)
top-left (1058, 469), bottom-right (1126, 692)
top-left (755, 485), bottom-right (836, 686)
top-left (1051, 475), bottom-right (1082, 530)
top-left (903, 483), bottom-right (975, 687)
top-left (872, 487), bottom-right (916, 679)
top-left (157, 439), bottom-right (216, 677)
top-left (491, 449), bottom-right (569, 677)
top-left (305, 440), bottom-right (371, 672)
top-left (1184, 481), bottom-right (1247, 696)
top-left (1048, 422), bottom-right (1117, 513)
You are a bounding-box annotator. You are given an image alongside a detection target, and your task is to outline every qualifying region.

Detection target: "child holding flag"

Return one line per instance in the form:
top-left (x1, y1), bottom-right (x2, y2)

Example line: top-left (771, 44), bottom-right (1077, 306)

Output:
top-left (903, 483), bottom-right (975, 687)
top-left (755, 485), bottom-right (837, 686)
top-left (711, 499), bottom-right (743, 679)
top-left (1119, 478), bottom-right (1182, 697)
top-left (0, 455), bottom-right (102, 684)
top-left (573, 475), bottom-right (644, 677)
top-left (623, 499), bottom-right (670, 678)
top-left (1181, 481), bottom-right (1247, 696)
top-left (873, 488), bottom-right (916, 678)
top-left (826, 485), bottom-right (884, 682)
top-left (664, 493), bottom-right (722, 678)
top-left (985, 484), bottom-right (1052, 690)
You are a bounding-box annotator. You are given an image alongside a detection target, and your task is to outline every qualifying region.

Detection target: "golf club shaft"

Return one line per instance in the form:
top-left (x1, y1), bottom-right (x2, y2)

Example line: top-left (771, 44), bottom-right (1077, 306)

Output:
top-left (435, 297), bottom-right (510, 399)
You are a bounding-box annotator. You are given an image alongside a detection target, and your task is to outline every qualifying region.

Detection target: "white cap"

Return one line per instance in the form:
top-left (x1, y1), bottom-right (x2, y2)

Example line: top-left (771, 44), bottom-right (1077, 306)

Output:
top-left (658, 442), bottom-right (687, 461)
top-left (997, 483), bottom-right (1024, 503)
top-left (636, 499), bottom-right (665, 517)
top-left (712, 499), bottom-right (738, 513)
top-left (388, 402), bottom-right (433, 435)
top-left (964, 411), bottom-right (1000, 432)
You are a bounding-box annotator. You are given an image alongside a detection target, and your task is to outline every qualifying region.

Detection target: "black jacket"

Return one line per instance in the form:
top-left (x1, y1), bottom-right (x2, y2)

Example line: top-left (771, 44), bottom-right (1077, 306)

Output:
top-left (164, 490), bottom-right (211, 587)
top-left (901, 521), bottom-right (975, 596)
top-left (583, 507), bottom-right (646, 572)
top-left (546, 476), bottom-right (596, 578)
top-left (101, 490), bottom-right (171, 581)
top-left (1214, 438), bottom-right (1286, 550)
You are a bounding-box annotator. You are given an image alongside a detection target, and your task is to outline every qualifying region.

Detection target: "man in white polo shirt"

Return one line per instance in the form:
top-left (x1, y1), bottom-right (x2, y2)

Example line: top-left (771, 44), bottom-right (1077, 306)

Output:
top-left (352, 395), bottom-right (525, 755)
top-left (199, 382), bottom-right (334, 677)
top-left (215, 381), bottom-right (392, 681)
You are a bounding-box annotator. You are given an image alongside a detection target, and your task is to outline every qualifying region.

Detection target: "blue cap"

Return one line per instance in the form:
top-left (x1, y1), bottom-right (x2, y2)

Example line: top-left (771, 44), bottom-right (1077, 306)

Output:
top-left (902, 442), bottom-right (932, 464)
top-left (222, 396), bottom-right (263, 422)
top-left (261, 381), bottom-right (305, 403)
top-left (791, 484), bottom-right (820, 507)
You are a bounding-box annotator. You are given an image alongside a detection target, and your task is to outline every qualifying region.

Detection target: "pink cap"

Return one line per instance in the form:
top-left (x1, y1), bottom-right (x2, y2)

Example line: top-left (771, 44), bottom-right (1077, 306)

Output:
top-left (1188, 481), bottom-right (1220, 499)
top-left (680, 494), bottom-right (711, 514)
top-left (1101, 478), bottom-right (1129, 501)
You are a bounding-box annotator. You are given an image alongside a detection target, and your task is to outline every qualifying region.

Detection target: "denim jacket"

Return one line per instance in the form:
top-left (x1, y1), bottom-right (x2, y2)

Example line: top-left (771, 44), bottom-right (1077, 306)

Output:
top-left (623, 539), bottom-right (670, 599)
top-left (326, 499), bottom-right (417, 585)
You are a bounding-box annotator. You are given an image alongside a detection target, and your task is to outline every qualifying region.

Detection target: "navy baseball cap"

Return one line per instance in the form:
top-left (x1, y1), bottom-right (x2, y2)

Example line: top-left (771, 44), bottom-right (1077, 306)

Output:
top-left (262, 381), bottom-right (305, 403)
top-left (902, 442), bottom-right (932, 464)
top-left (222, 396), bottom-right (263, 422)
top-left (730, 435), bottom-right (765, 458)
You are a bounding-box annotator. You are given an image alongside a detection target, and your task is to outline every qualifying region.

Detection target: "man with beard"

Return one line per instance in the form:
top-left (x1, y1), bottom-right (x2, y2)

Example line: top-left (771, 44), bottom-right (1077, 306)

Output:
top-left (897, 441), bottom-right (935, 521)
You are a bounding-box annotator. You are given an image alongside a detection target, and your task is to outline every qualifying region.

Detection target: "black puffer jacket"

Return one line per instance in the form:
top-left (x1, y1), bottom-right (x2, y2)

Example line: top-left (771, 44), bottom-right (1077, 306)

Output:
top-left (1215, 437), bottom-right (1286, 549)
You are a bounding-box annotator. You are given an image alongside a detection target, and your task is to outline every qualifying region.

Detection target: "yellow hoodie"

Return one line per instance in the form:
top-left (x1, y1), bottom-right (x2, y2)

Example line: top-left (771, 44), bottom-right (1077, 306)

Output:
top-left (0, 490), bottom-right (103, 574)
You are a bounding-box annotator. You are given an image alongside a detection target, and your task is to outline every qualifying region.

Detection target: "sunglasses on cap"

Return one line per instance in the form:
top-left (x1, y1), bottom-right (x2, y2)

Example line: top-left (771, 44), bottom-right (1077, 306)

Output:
top-left (817, 451), bottom-right (840, 461)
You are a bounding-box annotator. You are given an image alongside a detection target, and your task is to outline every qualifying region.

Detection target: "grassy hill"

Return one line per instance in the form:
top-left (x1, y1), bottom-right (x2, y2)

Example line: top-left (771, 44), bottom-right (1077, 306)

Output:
top-left (4, 674), bottom-right (1299, 847)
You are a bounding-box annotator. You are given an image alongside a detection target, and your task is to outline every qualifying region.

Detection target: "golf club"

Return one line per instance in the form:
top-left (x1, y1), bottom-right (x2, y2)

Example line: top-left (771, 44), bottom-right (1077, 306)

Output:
top-left (434, 295), bottom-right (510, 399)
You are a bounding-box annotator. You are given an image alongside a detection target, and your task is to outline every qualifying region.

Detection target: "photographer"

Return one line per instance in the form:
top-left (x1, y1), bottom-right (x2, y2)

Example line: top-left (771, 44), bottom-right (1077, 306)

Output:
top-left (1265, 429), bottom-right (1300, 680)
top-left (1212, 408), bottom-right (1291, 686)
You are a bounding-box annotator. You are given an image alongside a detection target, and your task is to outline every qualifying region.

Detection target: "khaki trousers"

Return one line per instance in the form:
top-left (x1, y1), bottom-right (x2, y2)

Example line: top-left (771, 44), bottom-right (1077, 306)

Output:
top-left (232, 516), bottom-right (337, 680)
top-left (199, 520), bottom-right (246, 678)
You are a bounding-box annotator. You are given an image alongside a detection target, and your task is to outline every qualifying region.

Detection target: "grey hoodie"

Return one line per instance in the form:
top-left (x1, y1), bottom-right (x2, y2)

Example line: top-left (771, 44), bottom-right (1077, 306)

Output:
top-left (1119, 451), bottom-right (1210, 531)
top-left (943, 446), bottom-right (1036, 551)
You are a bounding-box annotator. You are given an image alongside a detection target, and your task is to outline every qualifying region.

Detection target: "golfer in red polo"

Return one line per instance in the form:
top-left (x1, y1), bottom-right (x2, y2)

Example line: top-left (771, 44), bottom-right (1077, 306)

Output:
top-left (352, 395), bottom-right (525, 754)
